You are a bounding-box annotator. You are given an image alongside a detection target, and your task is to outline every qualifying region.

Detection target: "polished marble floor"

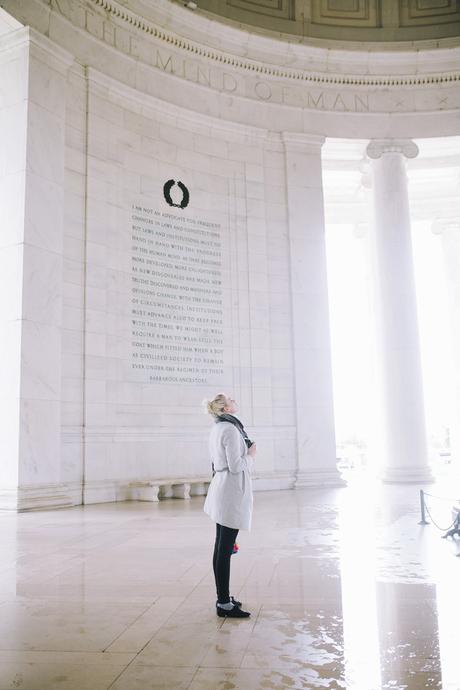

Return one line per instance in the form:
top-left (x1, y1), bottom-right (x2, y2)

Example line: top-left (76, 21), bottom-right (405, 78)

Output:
top-left (1, 476), bottom-right (460, 689)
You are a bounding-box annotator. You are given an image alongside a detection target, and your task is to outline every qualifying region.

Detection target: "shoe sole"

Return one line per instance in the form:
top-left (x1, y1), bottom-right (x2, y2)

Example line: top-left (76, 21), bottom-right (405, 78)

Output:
top-left (216, 610), bottom-right (250, 618)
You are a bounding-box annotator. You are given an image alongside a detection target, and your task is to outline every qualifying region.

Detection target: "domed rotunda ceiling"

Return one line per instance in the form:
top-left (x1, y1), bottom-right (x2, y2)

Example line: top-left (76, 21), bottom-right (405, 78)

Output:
top-left (193, 0), bottom-right (460, 43)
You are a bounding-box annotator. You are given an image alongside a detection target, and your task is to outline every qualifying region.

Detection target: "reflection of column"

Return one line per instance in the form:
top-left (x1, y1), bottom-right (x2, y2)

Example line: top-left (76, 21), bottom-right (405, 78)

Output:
top-left (375, 495), bottom-right (441, 688)
top-left (377, 580), bottom-right (441, 687)
top-left (339, 485), bottom-right (381, 689)
top-left (436, 546), bottom-right (460, 688)
top-left (283, 133), bottom-right (344, 487)
top-left (432, 221), bottom-right (460, 468)
top-left (367, 139), bottom-right (433, 484)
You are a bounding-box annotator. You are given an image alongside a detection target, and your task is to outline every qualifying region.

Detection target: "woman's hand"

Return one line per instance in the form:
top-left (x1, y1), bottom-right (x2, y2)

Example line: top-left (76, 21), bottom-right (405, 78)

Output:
top-left (248, 443), bottom-right (257, 457)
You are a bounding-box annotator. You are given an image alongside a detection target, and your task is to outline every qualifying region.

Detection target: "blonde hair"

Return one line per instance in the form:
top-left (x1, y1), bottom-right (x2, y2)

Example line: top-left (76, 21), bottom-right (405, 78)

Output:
top-left (203, 393), bottom-right (228, 417)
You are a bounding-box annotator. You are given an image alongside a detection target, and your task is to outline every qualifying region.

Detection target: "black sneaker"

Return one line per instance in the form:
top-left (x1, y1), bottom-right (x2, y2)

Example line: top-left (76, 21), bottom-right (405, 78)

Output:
top-left (217, 605), bottom-right (250, 618)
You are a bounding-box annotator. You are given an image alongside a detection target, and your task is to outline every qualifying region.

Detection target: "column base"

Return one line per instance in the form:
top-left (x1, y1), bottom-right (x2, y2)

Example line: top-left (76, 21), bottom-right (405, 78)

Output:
top-left (295, 468), bottom-right (346, 488)
top-left (0, 489), bottom-right (19, 511)
top-left (17, 483), bottom-right (77, 511)
top-left (380, 466), bottom-right (435, 484)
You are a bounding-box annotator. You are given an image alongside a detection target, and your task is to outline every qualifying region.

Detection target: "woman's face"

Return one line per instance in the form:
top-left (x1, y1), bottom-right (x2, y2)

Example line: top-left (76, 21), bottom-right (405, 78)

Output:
top-left (224, 396), bottom-right (237, 414)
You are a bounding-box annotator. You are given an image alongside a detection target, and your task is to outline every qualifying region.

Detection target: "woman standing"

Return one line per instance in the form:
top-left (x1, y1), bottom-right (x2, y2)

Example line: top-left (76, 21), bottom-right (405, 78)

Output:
top-left (203, 393), bottom-right (256, 618)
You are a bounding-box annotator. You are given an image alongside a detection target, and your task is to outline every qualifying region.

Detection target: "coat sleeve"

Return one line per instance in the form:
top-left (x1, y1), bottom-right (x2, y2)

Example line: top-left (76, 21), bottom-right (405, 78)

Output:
top-left (222, 425), bottom-right (249, 474)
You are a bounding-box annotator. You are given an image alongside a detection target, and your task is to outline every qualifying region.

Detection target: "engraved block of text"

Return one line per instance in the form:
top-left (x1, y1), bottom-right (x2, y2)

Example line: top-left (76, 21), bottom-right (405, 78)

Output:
top-left (130, 204), bottom-right (225, 384)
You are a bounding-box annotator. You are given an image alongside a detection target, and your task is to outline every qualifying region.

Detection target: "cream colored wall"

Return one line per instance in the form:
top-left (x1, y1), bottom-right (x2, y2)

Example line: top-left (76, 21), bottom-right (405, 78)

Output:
top-left (1, 0), bottom-right (460, 508)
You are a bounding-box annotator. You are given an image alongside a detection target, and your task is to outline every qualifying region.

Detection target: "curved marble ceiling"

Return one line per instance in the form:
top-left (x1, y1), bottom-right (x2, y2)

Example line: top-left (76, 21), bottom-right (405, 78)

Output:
top-left (193, 0), bottom-right (460, 42)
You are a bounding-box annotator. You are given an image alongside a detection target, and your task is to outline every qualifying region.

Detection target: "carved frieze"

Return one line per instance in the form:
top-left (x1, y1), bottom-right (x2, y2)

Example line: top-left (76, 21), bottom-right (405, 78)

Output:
top-left (5, 0), bottom-right (460, 118)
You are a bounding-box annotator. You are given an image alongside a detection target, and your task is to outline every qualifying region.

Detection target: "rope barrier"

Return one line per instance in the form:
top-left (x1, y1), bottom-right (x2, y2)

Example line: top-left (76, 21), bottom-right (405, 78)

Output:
top-left (423, 491), bottom-right (460, 503)
top-left (419, 489), bottom-right (460, 533)
top-left (423, 502), bottom-right (458, 532)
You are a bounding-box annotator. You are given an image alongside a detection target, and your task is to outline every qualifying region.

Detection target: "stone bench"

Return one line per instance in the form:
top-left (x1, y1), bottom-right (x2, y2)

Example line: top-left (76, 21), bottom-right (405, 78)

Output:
top-left (128, 477), bottom-right (211, 502)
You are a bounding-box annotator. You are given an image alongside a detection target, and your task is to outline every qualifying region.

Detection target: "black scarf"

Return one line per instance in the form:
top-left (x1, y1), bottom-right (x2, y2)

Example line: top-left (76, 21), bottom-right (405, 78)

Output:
top-left (216, 413), bottom-right (253, 448)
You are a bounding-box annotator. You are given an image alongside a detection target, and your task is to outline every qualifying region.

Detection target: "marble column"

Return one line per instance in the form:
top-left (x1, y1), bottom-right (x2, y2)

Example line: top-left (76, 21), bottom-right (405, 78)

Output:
top-left (0, 22), bottom-right (26, 509)
top-left (282, 133), bottom-right (344, 487)
top-left (367, 139), bottom-right (433, 484)
top-left (0, 27), bottom-right (74, 509)
top-left (432, 221), bottom-right (460, 468)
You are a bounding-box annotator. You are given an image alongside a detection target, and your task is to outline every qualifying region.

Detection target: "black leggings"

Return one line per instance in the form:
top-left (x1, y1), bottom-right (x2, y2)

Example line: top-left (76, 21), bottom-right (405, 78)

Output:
top-left (213, 523), bottom-right (239, 604)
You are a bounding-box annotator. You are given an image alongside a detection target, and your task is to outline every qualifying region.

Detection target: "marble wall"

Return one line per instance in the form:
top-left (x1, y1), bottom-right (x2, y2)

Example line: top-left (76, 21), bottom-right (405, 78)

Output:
top-left (0, 22), bottom-right (26, 509)
top-left (1, 21), bottom-right (302, 509)
top-left (1, 0), bottom-right (459, 509)
top-left (0, 27), bottom-right (74, 510)
top-left (75, 72), bottom-right (298, 504)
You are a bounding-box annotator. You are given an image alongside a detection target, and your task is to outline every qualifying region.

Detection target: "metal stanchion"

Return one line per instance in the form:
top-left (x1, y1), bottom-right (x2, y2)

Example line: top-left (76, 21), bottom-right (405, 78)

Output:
top-left (418, 489), bottom-right (429, 525)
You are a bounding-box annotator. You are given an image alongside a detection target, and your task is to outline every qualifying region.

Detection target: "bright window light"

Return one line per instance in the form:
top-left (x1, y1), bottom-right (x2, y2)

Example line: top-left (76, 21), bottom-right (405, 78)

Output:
top-left (322, 137), bottom-right (460, 476)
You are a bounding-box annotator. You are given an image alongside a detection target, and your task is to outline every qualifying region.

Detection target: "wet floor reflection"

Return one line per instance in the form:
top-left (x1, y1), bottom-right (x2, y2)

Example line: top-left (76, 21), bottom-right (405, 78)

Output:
top-left (338, 481), bottom-right (381, 690)
top-left (337, 476), bottom-right (453, 690)
top-left (378, 582), bottom-right (442, 689)
top-left (1, 482), bottom-right (460, 688)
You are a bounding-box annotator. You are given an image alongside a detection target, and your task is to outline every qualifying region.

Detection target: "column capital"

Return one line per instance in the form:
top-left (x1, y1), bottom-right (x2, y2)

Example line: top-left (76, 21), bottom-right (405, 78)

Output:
top-left (366, 138), bottom-right (419, 160)
top-left (282, 132), bottom-right (325, 153)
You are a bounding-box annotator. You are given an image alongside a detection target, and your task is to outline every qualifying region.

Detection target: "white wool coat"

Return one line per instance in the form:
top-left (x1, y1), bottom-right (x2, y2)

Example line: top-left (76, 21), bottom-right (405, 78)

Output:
top-left (203, 420), bottom-right (254, 531)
